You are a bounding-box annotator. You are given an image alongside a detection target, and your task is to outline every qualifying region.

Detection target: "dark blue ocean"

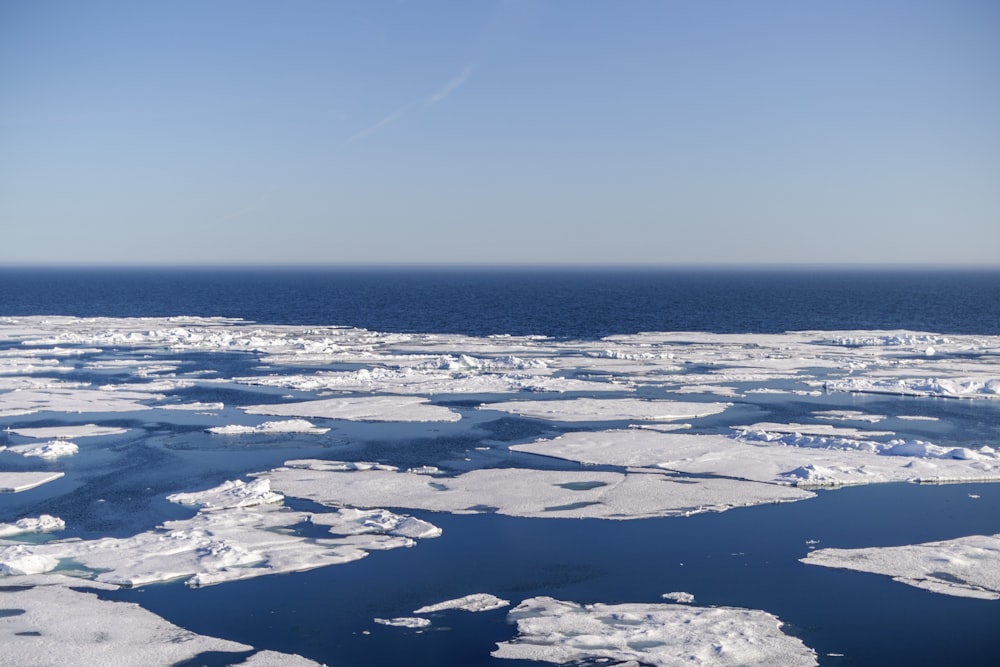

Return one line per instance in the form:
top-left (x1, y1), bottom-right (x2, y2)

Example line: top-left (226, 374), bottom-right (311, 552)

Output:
top-left (2, 266), bottom-right (999, 337)
top-left (2, 267), bottom-right (1000, 667)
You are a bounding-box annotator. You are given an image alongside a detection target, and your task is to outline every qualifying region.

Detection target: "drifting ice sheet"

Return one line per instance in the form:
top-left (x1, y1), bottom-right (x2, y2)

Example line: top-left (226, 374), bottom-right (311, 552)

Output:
top-left (263, 459), bottom-right (812, 520)
top-left (512, 429), bottom-right (1000, 488)
top-left (492, 596), bottom-right (817, 666)
top-left (0, 575), bottom-right (321, 665)
top-left (3, 440), bottom-right (79, 460)
top-left (481, 397), bottom-right (730, 422)
top-left (802, 533), bottom-right (1000, 600)
top-left (7, 424), bottom-right (129, 439)
top-left (244, 396), bottom-right (460, 422)
top-left (0, 472), bottom-right (65, 493)
top-left (0, 478), bottom-right (440, 588)
top-left (207, 419), bottom-right (330, 435)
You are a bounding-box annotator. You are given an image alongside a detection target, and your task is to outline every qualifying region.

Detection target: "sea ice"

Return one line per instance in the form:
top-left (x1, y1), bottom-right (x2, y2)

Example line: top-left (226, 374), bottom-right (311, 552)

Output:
top-left (0, 575), bottom-right (320, 665)
top-left (827, 376), bottom-right (1000, 399)
top-left (492, 596), bottom-right (817, 666)
top-left (0, 515), bottom-right (65, 538)
top-left (263, 459), bottom-right (812, 520)
top-left (480, 397), bottom-right (730, 422)
top-left (166, 478), bottom-right (285, 510)
top-left (207, 419), bottom-right (330, 435)
top-left (511, 429), bottom-right (1000, 488)
top-left (0, 479), bottom-right (439, 588)
top-left (244, 395), bottom-right (460, 422)
top-left (309, 508), bottom-right (442, 539)
top-left (0, 387), bottom-right (160, 417)
top-left (0, 472), bottom-right (65, 493)
top-left (3, 440), bottom-right (79, 460)
top-left (373, 617), bottom-right (431, 628)
top-left (7, 424), bottom-right (129, 439)
top-left (662, 591), bottom-right (695, 603)
top-left (802, 533), bottom-right (1000, 600)
top-left (413, 593), bottom-right (509, 614)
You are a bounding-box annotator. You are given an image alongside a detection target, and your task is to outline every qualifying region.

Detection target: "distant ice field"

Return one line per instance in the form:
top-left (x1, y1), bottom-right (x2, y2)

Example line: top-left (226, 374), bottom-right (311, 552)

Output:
top-left (1, 268), bottom-right (999, 666)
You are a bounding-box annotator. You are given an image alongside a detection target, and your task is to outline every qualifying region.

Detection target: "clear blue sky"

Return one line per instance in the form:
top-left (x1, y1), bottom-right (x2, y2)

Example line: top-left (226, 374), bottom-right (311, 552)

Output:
top-left (2, 0), bottom-right (998, 265)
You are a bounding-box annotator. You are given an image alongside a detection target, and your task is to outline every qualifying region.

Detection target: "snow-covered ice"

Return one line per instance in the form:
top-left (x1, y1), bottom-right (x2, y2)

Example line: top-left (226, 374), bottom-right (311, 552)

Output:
top-left (480, 397), bottom-right (730, 422)
top-left (374, 617), bottom-right (431, 628)
top-left (0, 478), bottom-right (440, 588)
top-left (512, 429), bottom-right (1000, 488)
top-left (492, 596), bottom-right (817, 666)
top-left (7, 423), bottom-right (128, 438)
top-left (207, 419), bottom-right (330, 435)
top-left (0, 472), bottom-right (65, 493)
top-left (413, 593), bottom-right (510, 614)
top-left (0, 515), bottom-right (65, 538)
top-left (263, 459), bottom-right (813, 520)
top-left (662, 591), bottom-right (695, 603)
top-left (802, 533), bottom-right (1000, 600)
top-left (244, 396), bottom-right (460, 422)
top-left (3, 440), bottom-right (79, 460)
top-left (0, 575), bottom-right (321, 665)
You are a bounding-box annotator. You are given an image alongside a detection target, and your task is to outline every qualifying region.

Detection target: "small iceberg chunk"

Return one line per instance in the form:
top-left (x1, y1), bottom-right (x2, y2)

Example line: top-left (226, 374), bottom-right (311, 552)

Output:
top-left (373, 617), bottom-right (431, 628)
top-left (4, 441), bottom-right (79, 460)
top-left (661, 591), bottom-right (695, 603)
top-left (414, 593), bottom-right (509, 614)
top-left (0, 515), bottom-right (65, 538)
top-left (207, 419), bottom-right (329, 435)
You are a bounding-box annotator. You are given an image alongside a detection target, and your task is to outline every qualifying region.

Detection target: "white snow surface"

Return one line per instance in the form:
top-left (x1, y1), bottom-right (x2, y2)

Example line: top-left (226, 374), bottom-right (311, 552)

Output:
top-left (802, 533), bottom-right (1000, 600)
top-left (207, 419), bottom-right (330, 435)
top-left (492, 596), bottom-right (817, 666)
top-left (0, 514), bottom-right (65, 538)
top-left (244, 395), bottom-right (460, 422)
top-left (0, 387), bottom-right (159, 417)
top-left (1, 479), bottom-right (439, 588)
top-left (3, 440), bottom-right (79, 460)
top-left (662, 591), bottom-right (696, 603)
top-left (0, 472), bottom-right (64, 493)
top-left (263, 459), bottom-right (812, 520)
top-left (413, 593), bottom-right (510, 614)
top-left (7, 423), bottom-right (128, 439)
top-left (374, 617), bottom-right (431, 628)
top-left (0, 575), bottom-right (321, 666)
top-left (167, 478), bottom-right (285, 510)
top-left (481, 397), bottom-right (730, 422)
top-left (511, 429), bottom-right (1000, 488)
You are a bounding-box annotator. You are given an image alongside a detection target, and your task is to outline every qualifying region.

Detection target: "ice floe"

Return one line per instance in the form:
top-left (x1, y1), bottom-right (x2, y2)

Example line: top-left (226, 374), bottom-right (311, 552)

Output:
top-left (480, 397), bottom-right (730, 422)
top-left (662, 591), bottom-right (695, 603)
top-left (827, 376), bottom-right (1000, 399)
top-left (374, 617), bottom-right (431, 628)
top-left (0, 515), bottom-right (65, 538)
top-left (0, 575), bottom-right (321, 665)
top-left (511, 428), bottom-right (1000, 488)
top-left (0, 472), bottom-right (65, 493)
top-left (3, 440), bottom-right (79, 460)
top-left (0, 387), bottom-right (159, 417)
top-left (0, 478), bottom-right (440, 588)
top-left (6, 423), bottom-right (128, 439)
top-left (244, 396), bottom-right (460, 422)
top-left (802, 533), bottom-right (1000, 600)
top-left (413, 593), bottom-right (510, 614)
top-left (263, 459), bottom-right (812, 519)
top-left (492, 596), bottom-right (817, 666)
top-left (207, 419), bottom-right (330, 435)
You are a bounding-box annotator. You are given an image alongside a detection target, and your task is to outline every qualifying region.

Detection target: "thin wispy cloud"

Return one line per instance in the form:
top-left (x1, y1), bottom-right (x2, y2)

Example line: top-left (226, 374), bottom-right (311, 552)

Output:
top-left (348, 63), bottom-right (476, 144)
